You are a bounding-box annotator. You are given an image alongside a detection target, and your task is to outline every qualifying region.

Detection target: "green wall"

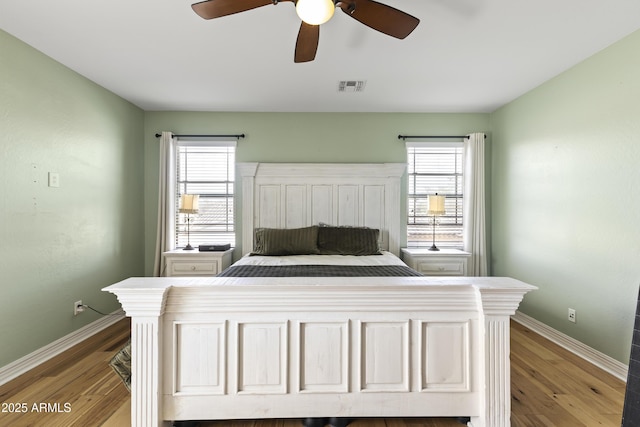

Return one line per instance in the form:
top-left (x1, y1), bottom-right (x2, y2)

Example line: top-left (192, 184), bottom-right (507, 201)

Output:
top-left (142, 112), bottom-right (491, 273)
top-left (491, 30), bottom-right (640, 363)
top-left (0, 30), bottom-right (145, 366)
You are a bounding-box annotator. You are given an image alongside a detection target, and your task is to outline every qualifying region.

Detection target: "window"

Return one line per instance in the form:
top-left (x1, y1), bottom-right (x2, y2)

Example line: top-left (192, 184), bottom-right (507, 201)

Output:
top-left (174, 140), bottom-right (235, 248)
top-left (407, 142), bottom-right (464, 248)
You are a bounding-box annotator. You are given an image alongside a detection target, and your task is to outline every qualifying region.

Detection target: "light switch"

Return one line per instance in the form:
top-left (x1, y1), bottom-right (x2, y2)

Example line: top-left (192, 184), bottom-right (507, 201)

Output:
top-left (48, 172), bottom-right (60, 188)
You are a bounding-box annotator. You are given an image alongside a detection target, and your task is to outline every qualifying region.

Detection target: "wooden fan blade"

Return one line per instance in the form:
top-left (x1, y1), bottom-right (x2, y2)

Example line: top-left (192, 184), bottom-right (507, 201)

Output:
top-left (337, 0), bottom-right (419, 39)
top-left (192, 0), bottom-right (290, 20)
top-left (294, 22), bottom-right (319, 63)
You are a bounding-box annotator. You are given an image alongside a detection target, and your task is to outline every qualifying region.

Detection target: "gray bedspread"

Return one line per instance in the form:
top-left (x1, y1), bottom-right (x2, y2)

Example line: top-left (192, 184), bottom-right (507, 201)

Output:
top-left (217, 264), bottom-right (423, 277)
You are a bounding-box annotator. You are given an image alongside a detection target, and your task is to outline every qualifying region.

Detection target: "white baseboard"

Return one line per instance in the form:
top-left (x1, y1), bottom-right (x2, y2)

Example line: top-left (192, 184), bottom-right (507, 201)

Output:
top-left (0, 310), bottom-right (125, 386)
top-left (512, 310), bottom-right (628, 382)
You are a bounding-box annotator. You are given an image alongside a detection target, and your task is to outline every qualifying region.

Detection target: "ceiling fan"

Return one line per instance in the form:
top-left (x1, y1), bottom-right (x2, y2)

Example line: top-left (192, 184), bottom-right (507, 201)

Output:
top-left (191, 0), bottom-right (420, 63)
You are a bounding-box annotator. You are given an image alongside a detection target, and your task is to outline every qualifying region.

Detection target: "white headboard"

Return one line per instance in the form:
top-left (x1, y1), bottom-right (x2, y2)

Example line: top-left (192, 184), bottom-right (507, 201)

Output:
top-left (238, 163), bottom-right (406, 257)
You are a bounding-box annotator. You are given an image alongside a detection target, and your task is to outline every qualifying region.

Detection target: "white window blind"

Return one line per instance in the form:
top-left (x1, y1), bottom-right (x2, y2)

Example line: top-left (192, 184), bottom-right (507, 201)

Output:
top-left (174, 140), bottom-right (235, 248)
top-left (407, 142), bottom-right (464, 248)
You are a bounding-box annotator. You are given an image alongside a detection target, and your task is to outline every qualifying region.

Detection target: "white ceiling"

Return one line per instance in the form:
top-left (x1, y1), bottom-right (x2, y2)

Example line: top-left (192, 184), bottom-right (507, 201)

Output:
top-left (2, 0), bottom-right (640, 113)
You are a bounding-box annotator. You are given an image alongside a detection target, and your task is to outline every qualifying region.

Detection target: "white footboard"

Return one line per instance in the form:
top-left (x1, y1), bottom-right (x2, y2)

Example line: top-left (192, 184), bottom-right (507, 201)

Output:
top-left (104, 276), bottom-right (535, 427)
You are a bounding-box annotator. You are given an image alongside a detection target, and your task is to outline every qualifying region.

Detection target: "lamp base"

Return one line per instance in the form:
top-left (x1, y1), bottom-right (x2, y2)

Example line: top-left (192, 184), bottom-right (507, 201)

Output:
top-left (428, 244), bottom-right (440, 251)
top-left (183, 243), bottom-right (195, 251)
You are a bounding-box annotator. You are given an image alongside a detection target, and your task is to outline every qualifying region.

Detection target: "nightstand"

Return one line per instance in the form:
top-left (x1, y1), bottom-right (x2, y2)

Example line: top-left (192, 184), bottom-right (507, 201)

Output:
top-left (163, 248), bottom-right (234, 277)
top-left (401, 248), bottom-right (471, 276)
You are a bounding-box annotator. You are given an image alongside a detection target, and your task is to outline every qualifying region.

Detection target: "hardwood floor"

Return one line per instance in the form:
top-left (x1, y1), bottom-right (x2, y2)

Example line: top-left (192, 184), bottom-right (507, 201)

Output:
top-left (0, 318), bottom-right (131, 427)
top-left (0, 319), bottom-right (626, 427)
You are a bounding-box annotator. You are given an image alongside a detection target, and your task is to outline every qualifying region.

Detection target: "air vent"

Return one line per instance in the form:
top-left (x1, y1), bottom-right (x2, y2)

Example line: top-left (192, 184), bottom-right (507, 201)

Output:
top-left (338, 80), bottom-right (366, 93)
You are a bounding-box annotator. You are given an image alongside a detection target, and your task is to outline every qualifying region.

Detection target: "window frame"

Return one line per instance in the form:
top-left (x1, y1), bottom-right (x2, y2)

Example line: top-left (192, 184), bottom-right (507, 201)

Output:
top-left (171, 139), bottom-right (236, 249)
top-left (406, 141), bottom-right (465, 249)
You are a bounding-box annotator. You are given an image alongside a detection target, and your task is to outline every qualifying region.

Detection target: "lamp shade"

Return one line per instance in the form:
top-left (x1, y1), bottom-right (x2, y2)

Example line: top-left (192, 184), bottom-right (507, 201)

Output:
top-left (179, 194), bottom-right (199, 214)
top-left (427, 194), bottom-right (446, 216)
top-left (296, 0), bottom-right (335, 25)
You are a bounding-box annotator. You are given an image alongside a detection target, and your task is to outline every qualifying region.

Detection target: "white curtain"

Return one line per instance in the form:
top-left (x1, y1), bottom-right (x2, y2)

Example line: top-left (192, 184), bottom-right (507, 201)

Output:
top-left (463, 132), bottom-right (488, 276)
top-left (153, 131), bottom-right (176, 277)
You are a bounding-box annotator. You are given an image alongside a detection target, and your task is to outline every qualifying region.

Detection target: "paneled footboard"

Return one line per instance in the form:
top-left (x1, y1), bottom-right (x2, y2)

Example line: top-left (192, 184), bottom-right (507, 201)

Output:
top-left (104, 276), bottom-right (536, 427)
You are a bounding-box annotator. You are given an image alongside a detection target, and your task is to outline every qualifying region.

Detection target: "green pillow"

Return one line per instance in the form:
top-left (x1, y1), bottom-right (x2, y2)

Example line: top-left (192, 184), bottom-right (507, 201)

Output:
top-left (317, 226), bottom-right (381, 255)
top-left (252, 226), bottom-right (320, 256)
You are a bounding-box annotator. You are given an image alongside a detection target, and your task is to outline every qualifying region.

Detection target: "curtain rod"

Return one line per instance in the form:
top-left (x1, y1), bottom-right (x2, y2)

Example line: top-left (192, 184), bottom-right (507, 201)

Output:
top-left (398, 135), bottom-right (470, 140)
top-left (155, 133), bottom-right (245, 139)
top-left (399, 134), bottom-right (486, 140)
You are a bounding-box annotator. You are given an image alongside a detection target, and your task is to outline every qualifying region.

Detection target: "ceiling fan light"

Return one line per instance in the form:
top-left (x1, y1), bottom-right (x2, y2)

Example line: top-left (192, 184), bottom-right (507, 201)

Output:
top-left (296, 0), bottom-right (335, 25)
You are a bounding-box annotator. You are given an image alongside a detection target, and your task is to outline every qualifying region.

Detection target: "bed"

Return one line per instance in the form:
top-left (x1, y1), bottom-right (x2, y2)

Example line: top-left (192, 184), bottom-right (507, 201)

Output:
top-left (104, 163), bottom-right (536, 427)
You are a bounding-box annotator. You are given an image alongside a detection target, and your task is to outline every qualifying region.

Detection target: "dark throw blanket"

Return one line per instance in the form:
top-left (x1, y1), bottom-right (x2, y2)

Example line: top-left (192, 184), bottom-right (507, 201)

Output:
top-left (218, 264), bottom-right (423, 277)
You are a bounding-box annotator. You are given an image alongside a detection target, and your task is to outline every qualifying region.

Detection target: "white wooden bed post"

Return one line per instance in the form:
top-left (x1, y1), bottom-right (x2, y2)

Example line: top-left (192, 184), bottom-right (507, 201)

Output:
top-left (238, 162), bottom-right (259, 257)
top-left (108, 284), bottom-right (172, 427)
top-left (474, 287), bottom-right (528, 427)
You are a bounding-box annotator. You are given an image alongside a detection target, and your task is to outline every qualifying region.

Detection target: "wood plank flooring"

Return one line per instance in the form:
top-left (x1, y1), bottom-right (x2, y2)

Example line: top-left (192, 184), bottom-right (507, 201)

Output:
top-left (0, 319), bottom-right (626, 427)
top-left (0, 318), bottom-right (131, 427)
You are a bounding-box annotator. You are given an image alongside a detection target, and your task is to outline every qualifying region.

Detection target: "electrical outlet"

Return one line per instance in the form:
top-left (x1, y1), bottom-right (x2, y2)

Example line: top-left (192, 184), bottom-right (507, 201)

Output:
top-left (74, 300), bottom-right (84, 316)
top-left (568, 308), bottom-right (576, 323)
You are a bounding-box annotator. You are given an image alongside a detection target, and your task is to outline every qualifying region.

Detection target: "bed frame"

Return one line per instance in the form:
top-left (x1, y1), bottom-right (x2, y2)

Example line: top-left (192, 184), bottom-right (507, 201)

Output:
top-left (104, 163), bottom-right (535, 427)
